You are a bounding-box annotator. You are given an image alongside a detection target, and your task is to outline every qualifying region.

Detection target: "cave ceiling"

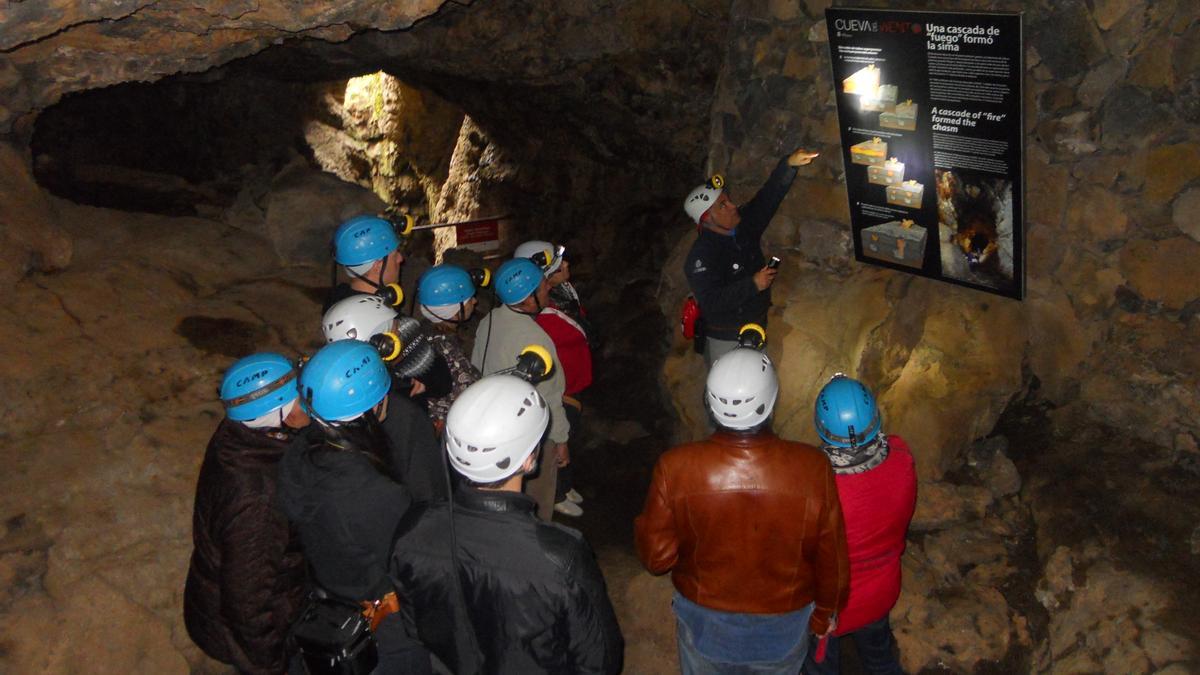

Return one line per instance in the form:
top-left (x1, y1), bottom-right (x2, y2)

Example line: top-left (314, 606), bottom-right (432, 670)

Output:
top-left (2, 0), bottom-right (732, 174)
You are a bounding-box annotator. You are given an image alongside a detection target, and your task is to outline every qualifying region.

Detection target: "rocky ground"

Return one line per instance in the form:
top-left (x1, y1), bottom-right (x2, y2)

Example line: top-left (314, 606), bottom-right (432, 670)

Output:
top-left (1, 201), bottom-right (1197, 673)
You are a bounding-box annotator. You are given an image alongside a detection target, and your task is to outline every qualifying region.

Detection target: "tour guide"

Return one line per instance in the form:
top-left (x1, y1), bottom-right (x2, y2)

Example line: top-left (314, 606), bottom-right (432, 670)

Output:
top-left (682, 147), bottom-right (819, 364)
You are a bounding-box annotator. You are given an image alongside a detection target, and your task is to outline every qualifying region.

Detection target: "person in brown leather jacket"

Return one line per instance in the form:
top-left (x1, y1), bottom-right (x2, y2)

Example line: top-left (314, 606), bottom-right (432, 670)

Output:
top-left (635, 338), bottom-right (849, 674)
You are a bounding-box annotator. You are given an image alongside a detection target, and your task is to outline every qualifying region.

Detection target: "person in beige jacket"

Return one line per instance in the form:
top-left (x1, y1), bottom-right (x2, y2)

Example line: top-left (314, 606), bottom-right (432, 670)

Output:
top-left (472, 257), bottom-right (570, 520)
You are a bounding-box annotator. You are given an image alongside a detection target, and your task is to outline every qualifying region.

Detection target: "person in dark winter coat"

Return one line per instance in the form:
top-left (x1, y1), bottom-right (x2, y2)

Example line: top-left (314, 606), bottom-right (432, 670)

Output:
top-left (278, 340), bottom-right (436, 675)
top-left (184, 353), bottom-right (309, 675)
top-left (391, 369), bottom-right (623, 674)
top-left (682, 147), bottom-right (820, 365)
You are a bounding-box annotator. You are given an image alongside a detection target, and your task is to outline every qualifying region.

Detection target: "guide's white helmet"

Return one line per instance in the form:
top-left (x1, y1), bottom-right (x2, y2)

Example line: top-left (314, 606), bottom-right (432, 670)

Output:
top-left (685, 174), bottom-right (728, 225)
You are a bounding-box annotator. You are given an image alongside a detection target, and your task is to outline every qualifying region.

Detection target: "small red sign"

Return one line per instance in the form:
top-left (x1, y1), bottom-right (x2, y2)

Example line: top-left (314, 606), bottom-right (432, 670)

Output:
top-left (456, 218), bottom-right (500, 250)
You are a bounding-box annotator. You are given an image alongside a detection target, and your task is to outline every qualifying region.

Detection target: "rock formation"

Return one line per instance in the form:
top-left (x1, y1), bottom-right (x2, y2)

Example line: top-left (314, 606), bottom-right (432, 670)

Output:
top-left (0, 0), bottom-right (1197, 672)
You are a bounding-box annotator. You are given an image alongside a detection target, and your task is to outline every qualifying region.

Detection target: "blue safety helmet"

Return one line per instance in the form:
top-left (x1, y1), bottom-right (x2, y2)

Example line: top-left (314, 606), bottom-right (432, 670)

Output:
top-left (220, 353), bottom-right (298, 422)
top-left (814, 374), bottom-right (882, 449)
top-left (495, 258), bottom-right (542, 305)
top-left (299, 340), bottom-right (391, 422)
top-left (418, 264), bottom-right (476, 306)
top-left (332, 215), bottom-right (400, 267)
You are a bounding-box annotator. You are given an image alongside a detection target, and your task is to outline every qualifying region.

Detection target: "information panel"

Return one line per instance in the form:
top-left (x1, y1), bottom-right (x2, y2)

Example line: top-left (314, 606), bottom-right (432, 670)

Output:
top-left (827, 8), bottom-right (1024, 299)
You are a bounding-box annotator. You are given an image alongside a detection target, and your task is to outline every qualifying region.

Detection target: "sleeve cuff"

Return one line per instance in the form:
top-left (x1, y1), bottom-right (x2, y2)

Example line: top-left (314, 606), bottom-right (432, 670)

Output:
top-left (809, 613), bottom-right (831, 635)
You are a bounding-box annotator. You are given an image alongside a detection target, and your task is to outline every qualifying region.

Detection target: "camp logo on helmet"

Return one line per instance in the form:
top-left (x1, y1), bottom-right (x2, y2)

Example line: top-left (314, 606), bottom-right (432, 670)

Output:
top-left (353, 227), bottom-right (372, 238)
top-left (237, 370), bottom-right (270, 387)
top-left (344, 355), bottom-right (371, 378)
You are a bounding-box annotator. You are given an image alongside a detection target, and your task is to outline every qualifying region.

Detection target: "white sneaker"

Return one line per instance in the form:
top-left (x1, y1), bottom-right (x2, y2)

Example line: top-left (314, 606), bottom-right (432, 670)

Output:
top-left (565, 488), bottom-right (584, 504)
top-left (554, 500), bottom-right (584, 517)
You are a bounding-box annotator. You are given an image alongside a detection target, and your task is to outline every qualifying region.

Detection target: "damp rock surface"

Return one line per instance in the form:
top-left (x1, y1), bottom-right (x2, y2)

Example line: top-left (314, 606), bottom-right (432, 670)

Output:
top-left (661, 0), bottom-right (1200, 479)
top-left (0, 201), bottom-right (327, 673)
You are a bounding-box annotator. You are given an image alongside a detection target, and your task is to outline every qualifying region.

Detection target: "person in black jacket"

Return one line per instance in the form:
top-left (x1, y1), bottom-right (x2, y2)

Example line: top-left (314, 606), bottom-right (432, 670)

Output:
top-left (683, 148), bottom-right (820, 365)
top-left (319, 295), bottom-right (449, 502)
top-left (278, 340), bottom-right (435, 674)
top-left (391, 368), bottom-right (624, 674)
top-left (184, 353), bottom-right (309, 675)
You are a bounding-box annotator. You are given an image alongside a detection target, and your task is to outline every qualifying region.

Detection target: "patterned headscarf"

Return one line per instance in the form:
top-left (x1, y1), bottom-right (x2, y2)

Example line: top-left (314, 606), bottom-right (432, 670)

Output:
top-left (822, 435), bottom-right (890, 475)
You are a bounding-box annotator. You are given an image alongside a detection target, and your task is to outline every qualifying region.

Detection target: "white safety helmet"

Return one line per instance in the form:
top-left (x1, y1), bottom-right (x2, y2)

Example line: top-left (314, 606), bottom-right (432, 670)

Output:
top-left (514, 239), bottom-right (564, 276)
top-left (322, 294), bottom-right (397, 343)
top-left (705, 347), bottom-right (780, 430)
top-left (684, 178), bottom-right (724, 224)
top-left (444, 374), bottom-right (550, 483)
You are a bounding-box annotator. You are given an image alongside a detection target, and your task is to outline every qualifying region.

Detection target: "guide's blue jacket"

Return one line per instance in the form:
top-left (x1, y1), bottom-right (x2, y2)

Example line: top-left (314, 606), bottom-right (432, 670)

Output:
top-left (684, 157), bottom-right (798, 340)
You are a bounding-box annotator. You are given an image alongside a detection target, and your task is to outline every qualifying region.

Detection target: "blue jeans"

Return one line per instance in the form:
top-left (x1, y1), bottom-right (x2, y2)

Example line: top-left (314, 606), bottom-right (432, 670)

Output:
top-left (674, 593), bottom-right (813, 674)
top-left (802, 616), bottom-right (903, 675)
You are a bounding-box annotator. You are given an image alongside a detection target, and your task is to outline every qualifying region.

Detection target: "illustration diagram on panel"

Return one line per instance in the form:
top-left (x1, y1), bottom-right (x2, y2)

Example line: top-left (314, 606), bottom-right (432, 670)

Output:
top-left (863, 219), bottom-right (927, 269)
top-left (880, 100), bottom-right (918, 130)
top-left (867, 157), bottom-right (905, 186)
top-left (886, 180), bottom-right (924, 208)
top-left (850, 137), bottom-right (888, 166)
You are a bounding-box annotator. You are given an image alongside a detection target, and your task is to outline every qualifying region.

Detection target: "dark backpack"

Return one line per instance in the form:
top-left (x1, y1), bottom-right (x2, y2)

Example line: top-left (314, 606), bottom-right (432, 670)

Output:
top-left (290, 594), bottom-right (378, 675)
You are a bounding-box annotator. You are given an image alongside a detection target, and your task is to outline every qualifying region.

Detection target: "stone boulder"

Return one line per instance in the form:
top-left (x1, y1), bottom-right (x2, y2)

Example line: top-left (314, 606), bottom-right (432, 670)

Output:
top-left (1118, 237), bottom-right (1200, 310)
top-left (260, 161), bottom-right (388, 266)
top-left (910, 481), bottom-right (994, 532)
top-left (0, 142), bottom-right (72, 287)
top-left (892, 547), bottom-right (1021, 673)
top-left (0, 199), bottom-right (329, 673)
top-left (1045, 561), bottom-right (1189, 674)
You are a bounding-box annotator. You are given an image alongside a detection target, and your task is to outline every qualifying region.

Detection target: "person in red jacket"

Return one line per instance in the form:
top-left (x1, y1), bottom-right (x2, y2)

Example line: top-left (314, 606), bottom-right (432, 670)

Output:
top-left (514, 240), bottom-right (593, 517)
top-left (805, 374), bottom-right (917, 675)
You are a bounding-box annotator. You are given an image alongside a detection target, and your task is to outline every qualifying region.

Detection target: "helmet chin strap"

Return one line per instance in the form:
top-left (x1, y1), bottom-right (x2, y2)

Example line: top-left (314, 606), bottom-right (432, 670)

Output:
top-left (439, 301), bottom-right (469, 324)
top-left (377, 254), bottom-right (390, 290)
top-left (348, 268), bottom-right (382, 291)
top-left (510, 294), bottom-right (543, 316)
top-left (347, 253), bottom-right (391, 291)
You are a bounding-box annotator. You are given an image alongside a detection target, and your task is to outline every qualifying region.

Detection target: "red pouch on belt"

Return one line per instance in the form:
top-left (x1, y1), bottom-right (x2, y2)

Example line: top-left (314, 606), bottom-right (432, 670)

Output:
top-left (681, 295), bottom-right (701, 339)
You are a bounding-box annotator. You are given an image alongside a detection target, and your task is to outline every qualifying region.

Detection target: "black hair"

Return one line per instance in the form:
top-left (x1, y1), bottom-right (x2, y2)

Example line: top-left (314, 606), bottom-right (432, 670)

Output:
top-left (462, 475), bottom-right (511, 490)
top-left (307, 408), bottom-right (393, 475)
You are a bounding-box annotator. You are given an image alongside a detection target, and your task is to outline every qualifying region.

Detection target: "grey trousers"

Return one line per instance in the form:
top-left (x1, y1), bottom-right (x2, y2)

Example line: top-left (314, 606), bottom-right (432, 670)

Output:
top-left (524, 437), bottom-right (559, 521)
top-left (703, 337), bottom-right (739, 368)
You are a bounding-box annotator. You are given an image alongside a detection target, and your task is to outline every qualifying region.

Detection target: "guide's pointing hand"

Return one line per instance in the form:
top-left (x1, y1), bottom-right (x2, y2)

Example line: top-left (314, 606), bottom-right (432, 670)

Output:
top-left (787, 148), bottom-right (821, 167)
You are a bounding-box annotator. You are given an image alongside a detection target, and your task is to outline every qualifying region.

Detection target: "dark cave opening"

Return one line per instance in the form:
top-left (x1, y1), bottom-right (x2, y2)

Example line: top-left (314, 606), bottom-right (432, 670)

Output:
top-left (31, 74), bottom-right (328, 216)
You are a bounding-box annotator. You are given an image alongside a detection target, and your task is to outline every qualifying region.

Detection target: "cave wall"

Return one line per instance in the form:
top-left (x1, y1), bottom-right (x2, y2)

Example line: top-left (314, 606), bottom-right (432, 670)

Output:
top-left (661, 0), bottom-right (1200, 477)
